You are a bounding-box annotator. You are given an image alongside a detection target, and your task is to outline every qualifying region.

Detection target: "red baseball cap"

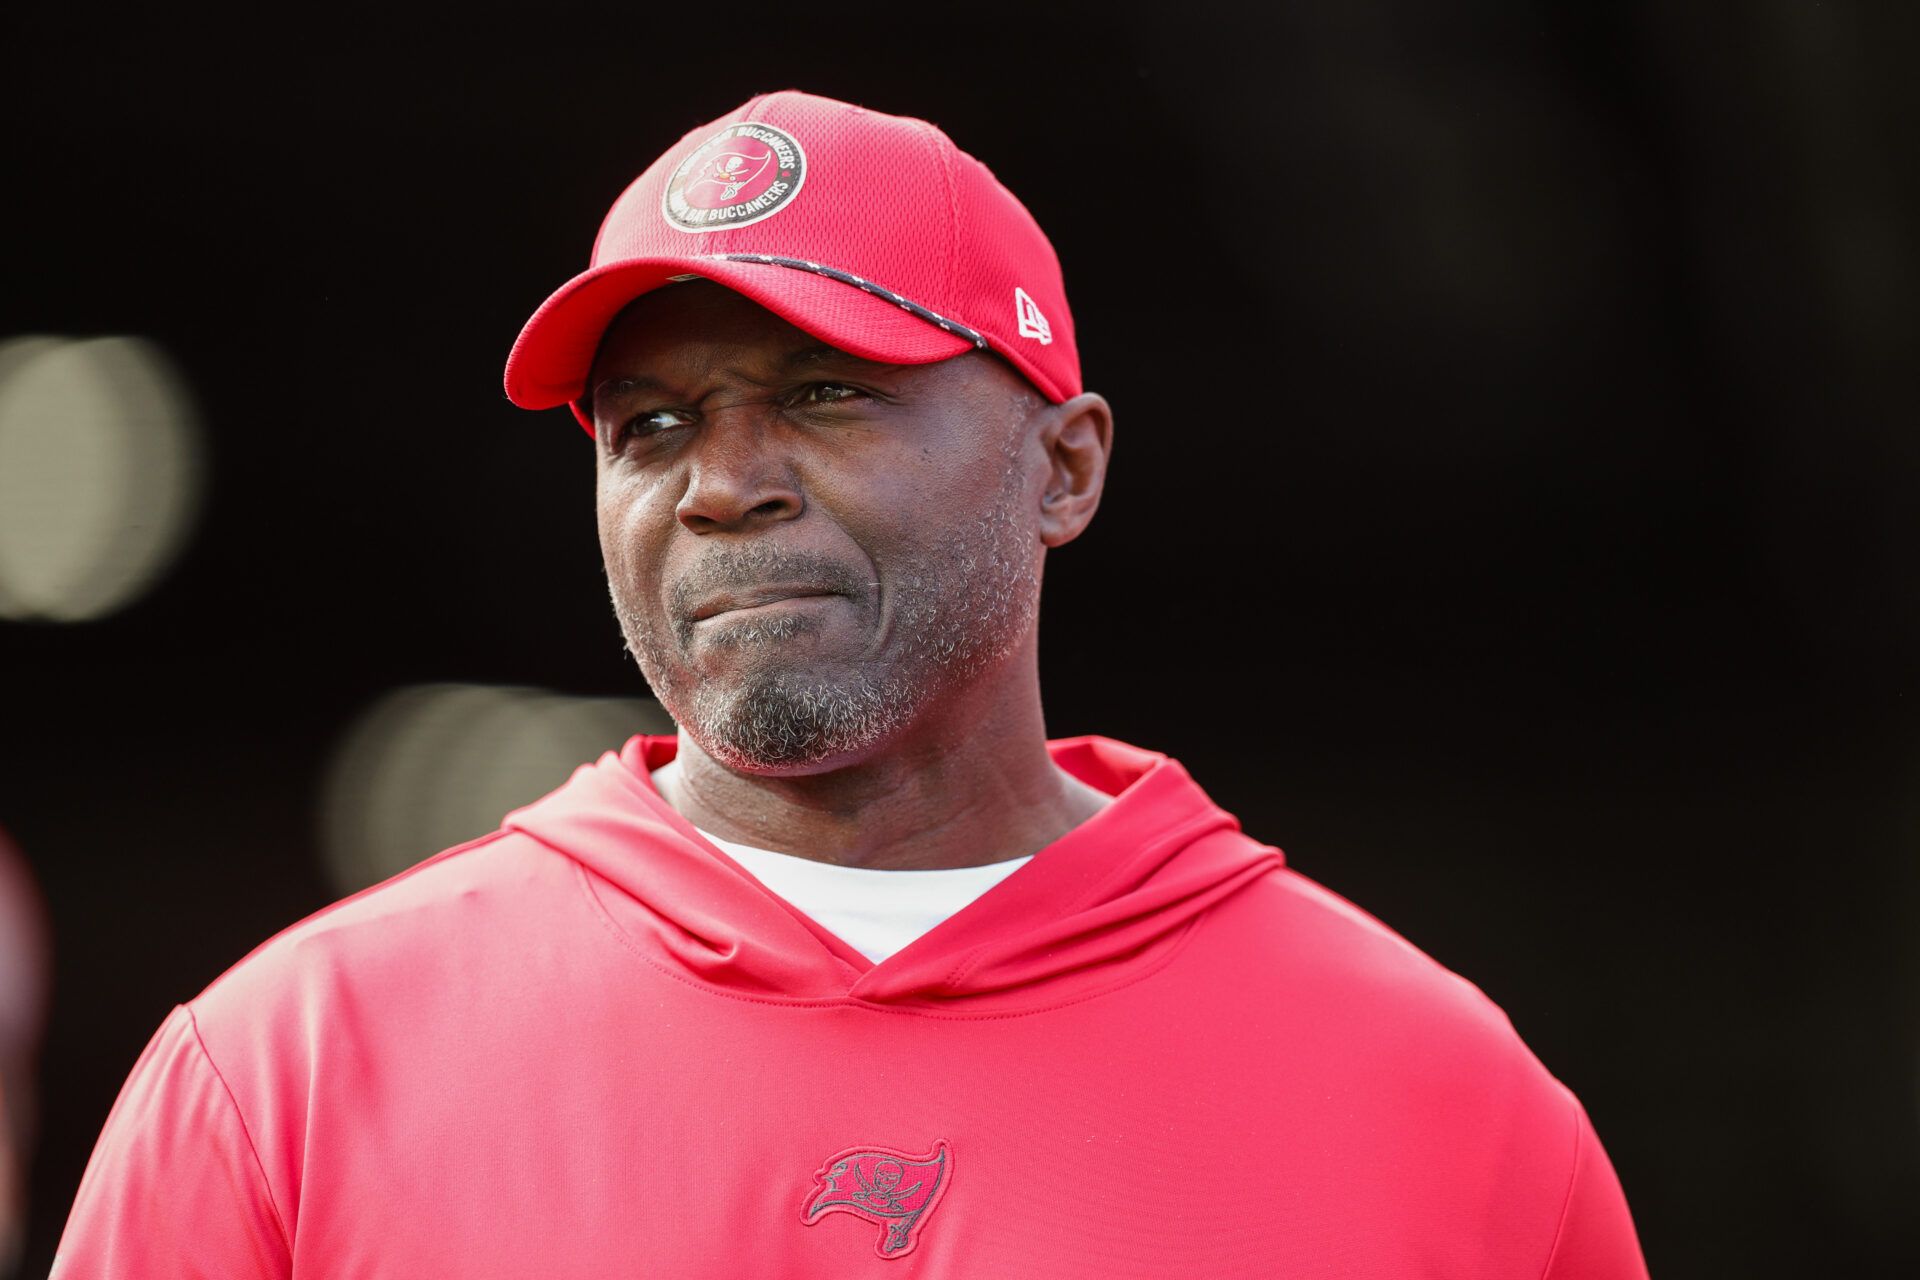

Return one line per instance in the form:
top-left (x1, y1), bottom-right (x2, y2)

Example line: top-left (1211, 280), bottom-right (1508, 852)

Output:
top-left (504, 91), bottom-right (1080, 433)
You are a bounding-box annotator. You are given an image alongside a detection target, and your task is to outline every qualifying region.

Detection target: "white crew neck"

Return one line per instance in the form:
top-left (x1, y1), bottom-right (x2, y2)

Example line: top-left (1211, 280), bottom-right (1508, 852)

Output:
top-left (690, 826), bottom-right (1032, 964)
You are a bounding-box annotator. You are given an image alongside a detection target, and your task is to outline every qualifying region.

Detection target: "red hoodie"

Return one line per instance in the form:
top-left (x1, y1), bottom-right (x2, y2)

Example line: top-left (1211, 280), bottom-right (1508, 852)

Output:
top-left (56, 736), bottom-right (1647, 1277)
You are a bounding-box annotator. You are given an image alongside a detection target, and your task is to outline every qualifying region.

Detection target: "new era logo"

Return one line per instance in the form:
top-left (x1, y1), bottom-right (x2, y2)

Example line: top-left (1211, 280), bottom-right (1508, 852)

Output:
top-left (1014, 287), bottom-right (1052, 345)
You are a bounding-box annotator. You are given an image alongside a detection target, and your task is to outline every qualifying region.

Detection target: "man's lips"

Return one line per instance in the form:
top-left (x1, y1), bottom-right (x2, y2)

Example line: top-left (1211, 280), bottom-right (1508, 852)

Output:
top-left (687, 585), bottom-right (843, 623)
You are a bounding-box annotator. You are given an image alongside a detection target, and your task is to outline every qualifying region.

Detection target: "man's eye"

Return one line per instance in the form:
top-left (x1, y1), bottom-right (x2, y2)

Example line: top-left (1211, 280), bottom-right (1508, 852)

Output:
top-left (797, 382), bottom-right (865, 405)
top-left (611, 408), bottom-right (695, 444)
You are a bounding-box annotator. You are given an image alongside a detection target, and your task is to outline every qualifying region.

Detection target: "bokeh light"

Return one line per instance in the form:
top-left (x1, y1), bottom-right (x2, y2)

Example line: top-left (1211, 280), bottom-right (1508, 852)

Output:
top-left (319, 683), bottom-right (674, 896)
top-left (0, 336), bottom-right (204, 623)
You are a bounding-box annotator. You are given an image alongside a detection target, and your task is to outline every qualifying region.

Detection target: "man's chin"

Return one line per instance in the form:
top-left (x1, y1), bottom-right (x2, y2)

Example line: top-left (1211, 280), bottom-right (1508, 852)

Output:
top-left (689, 728), bottom-right (883, 778)
top-left (678, 647), bottom-right (857, 695)
top-left (667, 664), bottom-right (907, 776)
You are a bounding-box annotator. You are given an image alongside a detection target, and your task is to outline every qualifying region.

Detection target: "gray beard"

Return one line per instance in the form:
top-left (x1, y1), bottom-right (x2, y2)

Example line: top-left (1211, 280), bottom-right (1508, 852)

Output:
top-left (609, 448), bottom-right (1038, 772)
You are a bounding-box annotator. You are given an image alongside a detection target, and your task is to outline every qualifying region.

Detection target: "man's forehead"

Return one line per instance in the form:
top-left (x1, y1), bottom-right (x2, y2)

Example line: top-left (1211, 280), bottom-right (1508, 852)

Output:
top-left (584, 280), bottom-right (1035, 414)
top-left (590, 341), bottom-right (892, 404)
top-left (589, 284), bottom-right (882, 385)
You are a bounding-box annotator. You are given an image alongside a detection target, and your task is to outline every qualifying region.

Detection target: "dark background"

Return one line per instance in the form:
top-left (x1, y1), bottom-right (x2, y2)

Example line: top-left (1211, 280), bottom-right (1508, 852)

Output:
top-left (5, 2), bottom-right (1917, 1273)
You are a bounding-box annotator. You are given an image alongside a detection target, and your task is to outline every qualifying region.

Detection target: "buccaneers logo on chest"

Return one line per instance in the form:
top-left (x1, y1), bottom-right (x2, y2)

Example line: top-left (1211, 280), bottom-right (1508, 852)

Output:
top-left (801, 1140), bottom-right (953, 1259)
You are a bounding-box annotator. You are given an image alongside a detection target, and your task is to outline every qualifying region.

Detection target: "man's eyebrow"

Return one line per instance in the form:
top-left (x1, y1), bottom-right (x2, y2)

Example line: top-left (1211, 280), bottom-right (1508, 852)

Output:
top-left (589, 346), bottom-right (900, 404)
top-left (779, 343), bottom-right (841, 370)
top-left (778, 343), bottom-right (899, 375)
top-left (588, 373), bottom-right (664, 404)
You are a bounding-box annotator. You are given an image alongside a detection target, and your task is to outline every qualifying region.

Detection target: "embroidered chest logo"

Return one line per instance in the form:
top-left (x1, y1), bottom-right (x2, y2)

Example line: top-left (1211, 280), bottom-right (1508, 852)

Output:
top-left (801, 1140), bottom-right (952, 1259)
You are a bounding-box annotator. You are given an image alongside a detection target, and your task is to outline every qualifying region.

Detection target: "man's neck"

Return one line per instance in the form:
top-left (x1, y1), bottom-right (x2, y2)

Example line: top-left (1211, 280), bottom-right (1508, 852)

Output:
top-left (651, 695), bottom-right (1108, 872)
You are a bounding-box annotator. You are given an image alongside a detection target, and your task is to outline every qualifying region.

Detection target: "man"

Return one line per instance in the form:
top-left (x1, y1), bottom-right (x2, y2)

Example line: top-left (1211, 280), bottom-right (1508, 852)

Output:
top-left (0, 827), bottom-right (48, 1275)
top-left (57, 92), bottom-right (1648, 1276)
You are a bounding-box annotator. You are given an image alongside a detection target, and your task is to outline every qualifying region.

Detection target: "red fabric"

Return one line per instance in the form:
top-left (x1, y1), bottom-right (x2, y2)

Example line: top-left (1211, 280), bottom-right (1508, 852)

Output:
top-left (55, 737), bottom-right (1647, 1277)
top-left (504, 91), bottom-right (1081, 425)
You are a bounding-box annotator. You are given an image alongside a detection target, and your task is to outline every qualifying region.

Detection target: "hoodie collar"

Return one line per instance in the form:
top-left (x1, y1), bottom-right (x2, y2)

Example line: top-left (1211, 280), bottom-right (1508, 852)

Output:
top-left (505, 735), bottom-right (1283, 1013)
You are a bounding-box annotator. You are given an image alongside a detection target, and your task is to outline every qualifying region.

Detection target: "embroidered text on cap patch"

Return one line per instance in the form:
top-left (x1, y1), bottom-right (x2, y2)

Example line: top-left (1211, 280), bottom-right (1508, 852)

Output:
top-left (662, 123), bottom-right (807, 233)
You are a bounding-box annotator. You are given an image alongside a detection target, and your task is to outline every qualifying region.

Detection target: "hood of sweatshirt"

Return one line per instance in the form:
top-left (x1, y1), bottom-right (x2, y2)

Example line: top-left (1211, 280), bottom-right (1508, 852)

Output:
top-left (504, 735), bottom-right (1283, 1013)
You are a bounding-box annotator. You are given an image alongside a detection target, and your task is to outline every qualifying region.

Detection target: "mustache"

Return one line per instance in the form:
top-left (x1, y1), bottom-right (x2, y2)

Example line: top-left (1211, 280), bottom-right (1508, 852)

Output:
top-left (667, 544), bottom-right (871, 635)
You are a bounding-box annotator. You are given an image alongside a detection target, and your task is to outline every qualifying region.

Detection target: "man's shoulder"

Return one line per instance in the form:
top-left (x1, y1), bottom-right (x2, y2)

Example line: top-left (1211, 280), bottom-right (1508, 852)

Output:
top-left (189, 828), bottom-right (574, 1032)
top-left (1206, 862), bottom-right (1572, 1096)
top-left (1228, 862), bottom-right (1505, 991)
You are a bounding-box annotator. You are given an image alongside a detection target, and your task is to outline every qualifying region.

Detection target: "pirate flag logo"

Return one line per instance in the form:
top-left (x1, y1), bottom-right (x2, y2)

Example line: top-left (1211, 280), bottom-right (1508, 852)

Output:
top-left (688, 149), bottom-right (774, 203)
top-left (801, 1140), bottom-right (952, 1259)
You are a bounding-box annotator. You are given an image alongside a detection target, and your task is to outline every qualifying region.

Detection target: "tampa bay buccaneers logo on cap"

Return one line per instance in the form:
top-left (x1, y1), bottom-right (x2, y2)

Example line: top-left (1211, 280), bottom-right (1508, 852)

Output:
top-left (662, 122), bottom-right (807, 233)
top-left (801, 1140), bottom-right (952, 1259)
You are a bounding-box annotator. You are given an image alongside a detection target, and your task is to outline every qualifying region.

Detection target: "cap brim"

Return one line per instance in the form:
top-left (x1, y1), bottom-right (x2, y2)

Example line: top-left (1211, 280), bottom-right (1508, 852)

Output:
top-left (504, 256), bottom-right (978, 419)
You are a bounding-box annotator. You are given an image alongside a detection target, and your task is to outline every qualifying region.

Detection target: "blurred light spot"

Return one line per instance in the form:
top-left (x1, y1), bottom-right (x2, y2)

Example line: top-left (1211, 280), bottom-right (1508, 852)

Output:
top-left (319, 683), bottom-right (674, 896)
top-left (0, 336), bottom-right (204, 622)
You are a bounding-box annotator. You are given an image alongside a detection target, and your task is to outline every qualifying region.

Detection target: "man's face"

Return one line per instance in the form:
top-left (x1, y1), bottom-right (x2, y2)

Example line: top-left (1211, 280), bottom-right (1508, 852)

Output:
top-left (588, 282), bottom-right (1047, 773)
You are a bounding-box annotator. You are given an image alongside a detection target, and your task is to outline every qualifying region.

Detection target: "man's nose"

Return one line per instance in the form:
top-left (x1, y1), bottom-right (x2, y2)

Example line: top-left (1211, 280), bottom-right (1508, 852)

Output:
top-left (673, 406), bottom-right (804, 534)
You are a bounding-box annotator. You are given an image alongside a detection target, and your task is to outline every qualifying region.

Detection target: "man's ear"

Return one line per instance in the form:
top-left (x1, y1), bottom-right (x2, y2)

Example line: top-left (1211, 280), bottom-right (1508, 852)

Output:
top-left (1035, 392), bottom-right (1113, 548)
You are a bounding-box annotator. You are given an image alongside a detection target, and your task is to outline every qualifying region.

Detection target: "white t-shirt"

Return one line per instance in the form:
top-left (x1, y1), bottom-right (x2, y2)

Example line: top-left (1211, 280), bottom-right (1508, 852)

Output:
top-left (693, 826), bottom-right (1032, 964)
